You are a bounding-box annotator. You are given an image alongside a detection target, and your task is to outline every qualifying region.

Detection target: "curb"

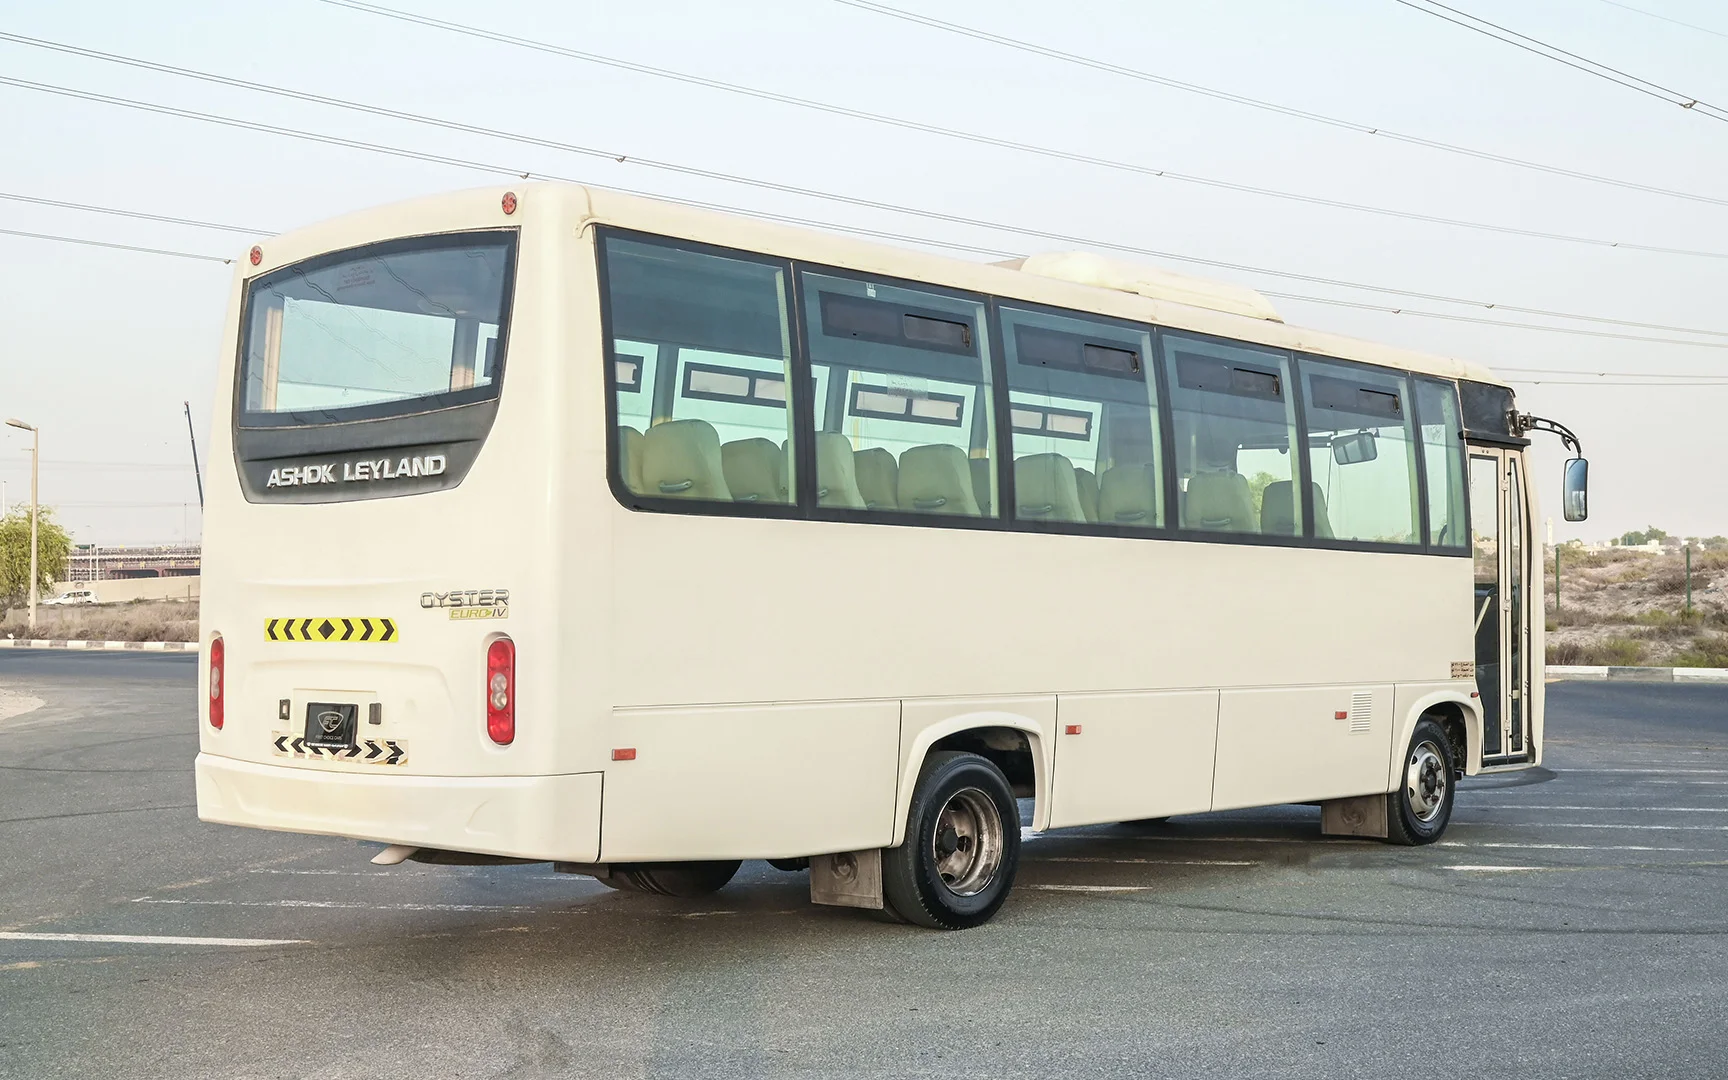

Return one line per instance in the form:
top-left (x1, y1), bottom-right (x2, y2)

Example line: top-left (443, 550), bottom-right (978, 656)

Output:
top-left (3, 639), bottom-right (199, 653)
top-left (1549, 664), bottom-right (1728, 683)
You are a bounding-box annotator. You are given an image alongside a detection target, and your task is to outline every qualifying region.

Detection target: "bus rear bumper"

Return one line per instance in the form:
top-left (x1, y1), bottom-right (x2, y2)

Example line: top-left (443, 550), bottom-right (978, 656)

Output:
top-left (194, 754), bottom-right (602, 862)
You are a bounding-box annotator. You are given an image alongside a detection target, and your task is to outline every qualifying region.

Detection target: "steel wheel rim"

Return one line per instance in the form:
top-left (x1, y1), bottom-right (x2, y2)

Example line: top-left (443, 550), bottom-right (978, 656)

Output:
top-left (1406, 740), bottom-right (1449, 824)
top-left (930, 787), bottom-right (1004, 897)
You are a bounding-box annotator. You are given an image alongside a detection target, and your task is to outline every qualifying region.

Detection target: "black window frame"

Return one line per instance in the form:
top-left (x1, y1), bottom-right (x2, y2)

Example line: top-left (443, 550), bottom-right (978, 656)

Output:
top-left (235, 227), bottom-right (521, 430)
top-left (596, 225), bottom-right (1472, 557)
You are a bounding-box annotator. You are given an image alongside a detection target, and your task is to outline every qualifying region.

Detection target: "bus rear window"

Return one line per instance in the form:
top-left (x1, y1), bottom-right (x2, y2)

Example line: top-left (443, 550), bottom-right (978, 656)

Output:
top-left (239, 231), bottom-right (517, 426)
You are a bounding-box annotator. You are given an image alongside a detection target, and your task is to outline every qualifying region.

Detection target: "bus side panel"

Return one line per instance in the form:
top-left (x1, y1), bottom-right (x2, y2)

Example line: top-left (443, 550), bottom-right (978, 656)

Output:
top-left (1047, 690), bottom-right (1219, 828)
top-left (599, 700), bottom-right (900, 861)
top-left (1210, 684), bottom-right (1397, 811)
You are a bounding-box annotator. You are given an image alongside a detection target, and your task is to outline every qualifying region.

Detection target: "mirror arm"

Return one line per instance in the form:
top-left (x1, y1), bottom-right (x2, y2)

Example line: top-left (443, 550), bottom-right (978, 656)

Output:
top-left (1509, 412), bottom-right (1582, 456)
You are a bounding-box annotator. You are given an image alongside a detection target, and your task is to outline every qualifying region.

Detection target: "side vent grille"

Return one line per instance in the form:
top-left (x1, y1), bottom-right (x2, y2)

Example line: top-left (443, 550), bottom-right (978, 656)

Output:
top-left (1349, 691), bottom-right (1373, 735)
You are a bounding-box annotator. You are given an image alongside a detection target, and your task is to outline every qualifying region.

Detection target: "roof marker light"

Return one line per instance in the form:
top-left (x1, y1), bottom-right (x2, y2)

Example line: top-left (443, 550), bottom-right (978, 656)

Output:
top-left (501, 191), bottom-right (517, 215)
top-left (248, 245), bottom-right (262, 266)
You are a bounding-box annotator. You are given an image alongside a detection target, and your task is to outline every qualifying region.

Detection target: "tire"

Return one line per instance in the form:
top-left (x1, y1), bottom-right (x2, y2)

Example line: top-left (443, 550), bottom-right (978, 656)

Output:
top-left (882, 751), bottom-right (1020, 930)
top-left (599, 860), bottom-right (741, 897)
top-left (1386, 718), bottom-right (1456, 846)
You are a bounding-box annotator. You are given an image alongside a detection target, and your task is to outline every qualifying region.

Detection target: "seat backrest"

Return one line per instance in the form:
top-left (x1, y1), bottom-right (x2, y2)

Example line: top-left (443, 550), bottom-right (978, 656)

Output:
top-left (970, 457), bottom-right (994, 515)
top-left (1097, 463), bottom-right (1160, 525)
top-left (640, 419), bottom-right (730, 500)
top-left (1184, 470), bottom-right (1256, 532)
top-left (1073, 467), bottom-right (1099, 523)
top-left (618, 426), bottom-right (646, 494)
top-left (1259, 481), bottom-right (1336, 538)
top-left (1013, 453), bottom-right (1084, 522)
top-left (897, 444), bottom-right (980, 515)
top-left (721, 438), bottom-right (786, 504)
top-left (815, 432), bottom-right (866, 509)
top-left (854, 447), bottom-right (898, 510)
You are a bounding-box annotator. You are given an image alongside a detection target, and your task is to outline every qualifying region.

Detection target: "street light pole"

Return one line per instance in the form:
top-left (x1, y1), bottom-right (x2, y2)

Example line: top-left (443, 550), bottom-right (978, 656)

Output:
top-left (6, 419), bottom-right (38, 631)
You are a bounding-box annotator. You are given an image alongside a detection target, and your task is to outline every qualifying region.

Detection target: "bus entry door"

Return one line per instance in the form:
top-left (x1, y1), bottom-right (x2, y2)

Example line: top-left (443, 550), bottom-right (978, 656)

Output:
top-left (1469, 449), bottom-right (1531, 764)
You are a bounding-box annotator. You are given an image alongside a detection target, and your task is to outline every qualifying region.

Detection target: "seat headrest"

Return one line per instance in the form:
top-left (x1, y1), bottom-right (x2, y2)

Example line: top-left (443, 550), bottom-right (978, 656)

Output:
top-left (1013, 453), bottom-right (1083, 522)
top-left (815, 432), bottom-right (865, 508)
top-left (1098, 463), bottom-right (1160, 525)
top-left (721, 438), bottom-right (787, 504)
top-left (897, 444), bottom-right (980, 516)
top-left (1184, 470), bottom-right (1255, 532)
top-left (853, 447), bottom-right (898, 510)
top-left (640, 419), bottom-right (730, 500)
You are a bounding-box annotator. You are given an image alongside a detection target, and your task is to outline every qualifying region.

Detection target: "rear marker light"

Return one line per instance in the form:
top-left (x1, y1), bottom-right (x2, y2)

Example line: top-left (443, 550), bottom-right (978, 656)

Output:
top-left (248, 245), bottom-right (262, 266)
top-left (501, 191), bottom-right (517, 215)
top-left (612, 748), bottom-right (637, 761)
top-left (1064, 724), bottom-right (1081, 736)
top-left (485, 637), bottom-right (515, 745)
top-left (208, 636), bottom-right (226, 730)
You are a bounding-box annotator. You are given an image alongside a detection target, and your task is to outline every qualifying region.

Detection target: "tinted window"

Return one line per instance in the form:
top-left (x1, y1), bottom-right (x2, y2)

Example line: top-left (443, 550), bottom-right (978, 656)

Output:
top-left (1301, 358), bottom-right (1420, 545)
top-left (602, 236), bottom-right (796, 506)
top-left (1162, 332), bottom-right (1300, 536)
top-left (802, 271), bottom-right (995, 517)
top-left (1000, 305), bottom-right (1161, 528)
top-left (1415, 379), bottom-right (1468, 549)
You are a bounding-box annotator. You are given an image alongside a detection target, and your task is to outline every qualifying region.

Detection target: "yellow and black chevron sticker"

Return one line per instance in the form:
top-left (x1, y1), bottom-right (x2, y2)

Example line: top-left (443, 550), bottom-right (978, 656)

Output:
top-left (265, 617), bottom-right (398, 643)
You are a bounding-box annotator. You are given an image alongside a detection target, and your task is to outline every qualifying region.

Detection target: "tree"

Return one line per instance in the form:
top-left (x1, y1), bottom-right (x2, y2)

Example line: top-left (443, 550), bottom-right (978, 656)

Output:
top-left (0, 507), bottom-right (72, 608)
top-left (1619, 526), bottom-right (1669, 547)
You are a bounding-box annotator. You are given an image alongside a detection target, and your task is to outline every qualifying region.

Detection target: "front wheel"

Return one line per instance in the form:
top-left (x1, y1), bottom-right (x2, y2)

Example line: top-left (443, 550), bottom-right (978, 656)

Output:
top-left (1386, 718), bottom-right (1456, 845)
top-left (882, 751), bottom-right (1020, 930)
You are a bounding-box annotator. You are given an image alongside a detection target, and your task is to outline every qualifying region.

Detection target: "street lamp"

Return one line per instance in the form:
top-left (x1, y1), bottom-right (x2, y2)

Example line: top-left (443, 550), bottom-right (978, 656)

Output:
top-left (6, 419), bottom-right (38, 631)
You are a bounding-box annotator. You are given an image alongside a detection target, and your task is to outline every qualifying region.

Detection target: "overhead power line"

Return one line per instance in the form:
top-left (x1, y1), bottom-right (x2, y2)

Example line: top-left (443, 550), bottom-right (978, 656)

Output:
top-left (1264, 291), bottom-right (1728, 350)
top-left (6, 72), bottom-right (1728, 348)
top-left (174, 12), bottom-right (1699, 258)
top-left (826, 0), bottom-right (1728, 205)
top-left (1498, 365), bottom-right (1728, 380)
top-left (1393, 0), bottom-right (1728, 121)
top-left (1593, 0), bottom-right (1728, 40)
top-left (0, 226), bottom-right (232, 263)
top-left (0, 190), bottom-right (266, 234)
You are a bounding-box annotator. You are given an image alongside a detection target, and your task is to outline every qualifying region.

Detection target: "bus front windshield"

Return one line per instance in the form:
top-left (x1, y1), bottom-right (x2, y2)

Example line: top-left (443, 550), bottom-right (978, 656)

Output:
top-left (238, 231), bottom-right (517, 426)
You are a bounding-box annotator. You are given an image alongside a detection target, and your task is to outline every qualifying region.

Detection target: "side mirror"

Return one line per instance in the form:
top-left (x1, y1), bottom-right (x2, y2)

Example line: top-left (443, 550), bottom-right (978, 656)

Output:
top-left (1332, 430), bottom-right (1378, 465)
top-left (1563, 457), bottom-right (1589, 522)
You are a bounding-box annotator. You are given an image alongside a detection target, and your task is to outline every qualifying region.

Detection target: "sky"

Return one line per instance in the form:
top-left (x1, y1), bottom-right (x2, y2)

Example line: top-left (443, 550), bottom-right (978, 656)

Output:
top-left (0, 0), bottom-right (1725, 545)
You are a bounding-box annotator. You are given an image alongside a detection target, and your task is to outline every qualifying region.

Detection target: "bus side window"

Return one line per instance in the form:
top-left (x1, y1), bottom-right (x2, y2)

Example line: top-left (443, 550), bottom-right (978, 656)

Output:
top-left (600, 236), bottom-right (797, 506)
top-left (999, 305), bottom-right (1160, 528)
top-left (1300, 358), bottom-right (1421, 546)
top-left (1415, 378), bottom-right (1468, 549)
top-left (800, 272), bottom-right (996, 518)
top-left (1162, 333), bottom-right (1300, 537)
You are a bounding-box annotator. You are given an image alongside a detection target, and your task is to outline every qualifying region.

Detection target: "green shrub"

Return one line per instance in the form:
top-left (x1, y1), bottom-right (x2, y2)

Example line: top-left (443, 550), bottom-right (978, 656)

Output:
top-left (1547, 636), bottom-right (1646, 667)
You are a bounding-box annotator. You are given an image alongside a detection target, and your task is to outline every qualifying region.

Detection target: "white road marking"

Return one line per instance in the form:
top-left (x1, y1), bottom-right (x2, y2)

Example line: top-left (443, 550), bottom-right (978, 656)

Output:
top-left (1023, 884), bottom-right (1152, 892)
top-left (1454, 821), bottom-right (1728, 831)
top-left (1438, 841), bottom-right (1693, 852)
top-left (132, 897), bottom-right (575, 914)
top-left (1462, 804), bottom-right (1728, 813)
top-left (1443, 865), bottom-right (1544, 872)
top-left (1029, 857), bottom-right (1259, 866)
top-left (0, 931), bottom-right (304, 947)
top-left (1563, 769), bottom-right (1728, 775)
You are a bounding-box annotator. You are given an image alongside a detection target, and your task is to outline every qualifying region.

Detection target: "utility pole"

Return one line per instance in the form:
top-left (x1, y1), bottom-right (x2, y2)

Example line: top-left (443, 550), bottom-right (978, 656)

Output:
top-left (183, 401), bottom-right (204, 511)
top-left (6, 418), bottom-right (39, 630)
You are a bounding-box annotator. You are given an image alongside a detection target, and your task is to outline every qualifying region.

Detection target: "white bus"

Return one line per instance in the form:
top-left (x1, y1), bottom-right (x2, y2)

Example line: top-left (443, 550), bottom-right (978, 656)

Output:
top-left (195, 184), bottom-right (1587, 929)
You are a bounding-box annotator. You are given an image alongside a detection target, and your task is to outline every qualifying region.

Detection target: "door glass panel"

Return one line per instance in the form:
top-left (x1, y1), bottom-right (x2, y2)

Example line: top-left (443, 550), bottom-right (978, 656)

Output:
top-left (1468, 455), bottom-right (1503, 756)
top-left (1507, 460), bottom-right (1526, 754)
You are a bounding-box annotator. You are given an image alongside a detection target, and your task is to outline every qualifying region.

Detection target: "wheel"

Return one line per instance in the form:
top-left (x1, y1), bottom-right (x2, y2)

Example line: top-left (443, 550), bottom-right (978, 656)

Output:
top-left (599, 860), bottom-right (741, 897)
top-left (882, 751), bottom-right (1020, 930)
top-left (1386, 718), bottom-right (1456, 845)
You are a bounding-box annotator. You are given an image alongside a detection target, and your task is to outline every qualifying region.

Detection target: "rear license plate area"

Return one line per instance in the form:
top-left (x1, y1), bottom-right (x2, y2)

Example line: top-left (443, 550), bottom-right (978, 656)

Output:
top-left (304, 702), bottom-right (358, 749)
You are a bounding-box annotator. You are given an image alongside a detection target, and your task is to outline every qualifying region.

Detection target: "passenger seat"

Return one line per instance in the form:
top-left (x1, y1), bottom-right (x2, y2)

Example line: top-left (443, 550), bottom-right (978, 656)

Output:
top-left (1073, 467), bottom-right (1099, 523)
top-left (721, 438), bottom-right (787, 504)
top-left (970, 458), bottom-right (994, 516)
top-left (816, 432), bottom-right (866, 509)
top-left (639, 419), bottom-right (731, 500)
top-left (1259, 481), bottom-right (1335, 538)
top-left (898, 444), bottom-right (980, 516)
top-left (618, 426), bottom-right (645, 494)
top-left (1097, 463), bottom-right (1160, 526)
top-left (854, 447), bottom-right (898, 510)
top-left (1183, 471), bottom-right (1257, 532)
top-left (1013, 453), bottom-right (1084, 523)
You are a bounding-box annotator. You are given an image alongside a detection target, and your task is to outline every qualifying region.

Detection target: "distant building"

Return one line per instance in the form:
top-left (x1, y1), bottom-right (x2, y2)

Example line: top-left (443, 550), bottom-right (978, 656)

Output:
top-left (67, 544), bottom-right (201, 581)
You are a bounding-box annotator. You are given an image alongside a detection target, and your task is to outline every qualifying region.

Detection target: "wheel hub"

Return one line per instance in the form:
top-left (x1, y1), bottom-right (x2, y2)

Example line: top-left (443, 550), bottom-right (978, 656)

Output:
top-left (1405, 741), bottom-right (1449, 823)
top-left (929, 787), bottom-right (1004, 897)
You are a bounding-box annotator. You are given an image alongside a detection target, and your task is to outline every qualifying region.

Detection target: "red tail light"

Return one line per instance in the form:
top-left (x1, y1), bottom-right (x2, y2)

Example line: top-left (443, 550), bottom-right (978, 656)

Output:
top-left (486, 637), bottom-right (515, 745)
top-left (208, 635), bottom-right (225, 730)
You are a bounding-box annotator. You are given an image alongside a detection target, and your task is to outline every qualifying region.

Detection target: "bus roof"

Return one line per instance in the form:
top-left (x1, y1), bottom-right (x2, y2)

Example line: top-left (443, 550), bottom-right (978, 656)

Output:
top-left (259, 183), bottom-right (1506, 388)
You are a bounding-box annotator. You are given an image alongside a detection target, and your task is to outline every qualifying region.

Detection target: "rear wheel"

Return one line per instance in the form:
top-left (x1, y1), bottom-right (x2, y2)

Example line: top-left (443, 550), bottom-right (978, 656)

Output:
top-left (1387, 718), bottom-right (1455, 845)
top-left (599, 860), bottom-right (741, 897)
top-left (882, 751), bottom-right (1020, 930)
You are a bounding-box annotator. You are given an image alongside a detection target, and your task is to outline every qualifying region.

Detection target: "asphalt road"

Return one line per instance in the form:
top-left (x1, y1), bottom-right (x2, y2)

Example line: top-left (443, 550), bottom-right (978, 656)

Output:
top-left (2, 652), bottom-right (1725, 1080)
